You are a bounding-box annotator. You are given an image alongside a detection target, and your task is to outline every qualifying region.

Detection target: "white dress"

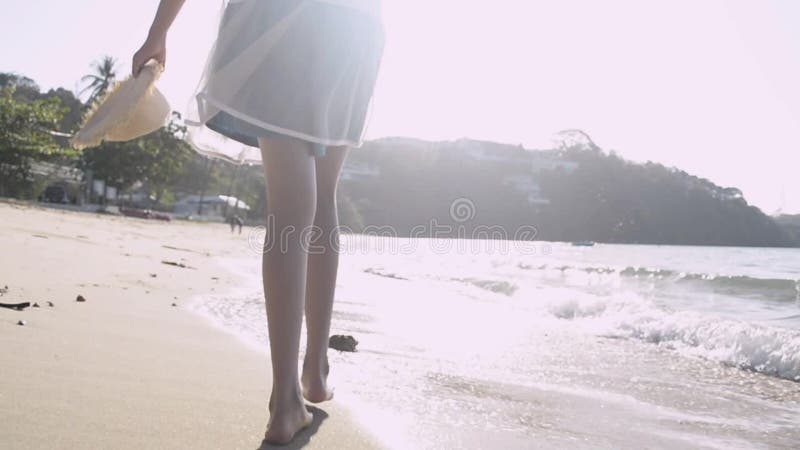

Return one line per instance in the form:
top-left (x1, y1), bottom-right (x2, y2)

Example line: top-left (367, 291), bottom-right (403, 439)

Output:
top-left (185, 0), bottom-right (385, 163)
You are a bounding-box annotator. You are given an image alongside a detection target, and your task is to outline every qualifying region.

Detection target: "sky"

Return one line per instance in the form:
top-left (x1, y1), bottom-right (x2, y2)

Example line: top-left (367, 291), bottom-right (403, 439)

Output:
top-left (2, 0), bottom-right (799, 213)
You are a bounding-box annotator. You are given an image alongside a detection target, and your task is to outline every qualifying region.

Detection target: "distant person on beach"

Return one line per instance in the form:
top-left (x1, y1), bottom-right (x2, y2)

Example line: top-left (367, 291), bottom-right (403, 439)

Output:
top-left (133, 0), bottom-right (384, 444)
top-left (229, 214), bottom-right (244, 234)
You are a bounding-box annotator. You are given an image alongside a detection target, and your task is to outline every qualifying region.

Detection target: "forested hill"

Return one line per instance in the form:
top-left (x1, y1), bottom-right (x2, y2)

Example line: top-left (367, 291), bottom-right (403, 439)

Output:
top-left (338, 135), bottom-right (798, 247)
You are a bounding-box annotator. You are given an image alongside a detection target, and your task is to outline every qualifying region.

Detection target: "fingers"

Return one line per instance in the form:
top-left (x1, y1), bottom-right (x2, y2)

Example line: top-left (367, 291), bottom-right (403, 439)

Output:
top-left (132, 50), bottom-right (165, 77)
top-left (132, 56), bottom-right (141, 77)
top-left (132, 49), bottom-right (147, 77)
top-left (157, 51), bottom-right (166, 71)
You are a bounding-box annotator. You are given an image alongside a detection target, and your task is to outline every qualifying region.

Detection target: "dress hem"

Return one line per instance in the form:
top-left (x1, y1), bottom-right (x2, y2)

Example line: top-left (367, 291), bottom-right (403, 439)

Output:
top-left (188, 93), bottom-right (364, 149)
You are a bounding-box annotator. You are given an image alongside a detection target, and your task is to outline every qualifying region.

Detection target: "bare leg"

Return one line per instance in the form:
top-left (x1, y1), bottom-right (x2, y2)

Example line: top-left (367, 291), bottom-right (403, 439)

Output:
top-left (302, 146), bottom-right (348, 403)
top-left (259, 137), bottom-right (315, 444)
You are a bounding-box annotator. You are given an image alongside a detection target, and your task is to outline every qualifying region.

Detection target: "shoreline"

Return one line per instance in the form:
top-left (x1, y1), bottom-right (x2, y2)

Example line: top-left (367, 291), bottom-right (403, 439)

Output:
top-left (0, 200), bottom-right (382, 449)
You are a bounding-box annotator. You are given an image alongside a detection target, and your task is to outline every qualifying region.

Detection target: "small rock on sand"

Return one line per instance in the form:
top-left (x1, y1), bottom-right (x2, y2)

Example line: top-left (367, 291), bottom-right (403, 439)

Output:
top-left (17, 320), bottom-right (26, 326)
top-left (47, 301), bottom-right (55, 307)
top-left (329, 335), bottom-right (358, 352)
top-left (76, 295), bottom-right (86, 303)
top-left (33, 302), bottom-right (40, 308)
top-left (171, 303), bottom-right (178, 307)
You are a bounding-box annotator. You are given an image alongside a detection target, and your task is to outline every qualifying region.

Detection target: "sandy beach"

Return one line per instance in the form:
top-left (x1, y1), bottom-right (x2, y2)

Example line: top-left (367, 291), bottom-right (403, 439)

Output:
top-left (0, 200), bottom-right (381, 450)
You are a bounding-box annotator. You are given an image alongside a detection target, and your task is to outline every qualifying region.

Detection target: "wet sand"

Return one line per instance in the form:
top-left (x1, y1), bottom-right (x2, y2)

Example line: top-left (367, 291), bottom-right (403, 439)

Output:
top-left (0, 200), bottom-right (381, 449)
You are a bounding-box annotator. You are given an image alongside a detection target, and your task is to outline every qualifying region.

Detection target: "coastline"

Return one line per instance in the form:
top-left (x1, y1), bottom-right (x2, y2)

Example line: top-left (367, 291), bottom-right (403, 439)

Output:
top-left (0, 200), bottom-right (382, 449)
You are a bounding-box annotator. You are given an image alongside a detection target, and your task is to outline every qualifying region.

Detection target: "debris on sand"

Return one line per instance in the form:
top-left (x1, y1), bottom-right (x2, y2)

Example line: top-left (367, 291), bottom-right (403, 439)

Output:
top-left (329, 335), bottom-right (358, 352)
top-left (162, 245), bottom-right (204, 254)
top-left (47, 301), bottom-right (55, 307)
top-left (120, 207), bottom-right (171, 221)
top-left (161, 260), bottom-right (196, 270)
top-left (33, 302), bottom-right (40, 308)
top-left (171, 303), bottom-right (178, 307)
top-left (76, 295), bottom-right (87, 303)
top-left (0, 302), bottom-right (30, 311)
top-left (149, 273), bottom-right (158, 278)
top-left (17, 320), bottom-right (26, 326)
top-left (0, 285), bottom-right (8, 296)
top-left (363, 267), bottom-right (408, 280)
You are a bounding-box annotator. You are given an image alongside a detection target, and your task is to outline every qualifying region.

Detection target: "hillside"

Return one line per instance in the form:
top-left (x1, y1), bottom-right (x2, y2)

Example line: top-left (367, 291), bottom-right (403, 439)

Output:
top-left (337, 135), bottom-right (797, 247)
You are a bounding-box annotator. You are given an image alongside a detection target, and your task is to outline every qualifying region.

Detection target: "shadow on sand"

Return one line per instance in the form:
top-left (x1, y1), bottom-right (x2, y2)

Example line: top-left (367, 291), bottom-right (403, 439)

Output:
top-left (257, 405), bottom-right (329, 449)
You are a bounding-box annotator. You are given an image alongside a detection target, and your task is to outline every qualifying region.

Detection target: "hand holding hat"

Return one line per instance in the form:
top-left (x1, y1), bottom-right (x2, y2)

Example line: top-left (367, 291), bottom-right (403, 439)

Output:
top-left (132, 34), bottom-right (167, 77)
top-left (71, 57), bottom-right (171, 150)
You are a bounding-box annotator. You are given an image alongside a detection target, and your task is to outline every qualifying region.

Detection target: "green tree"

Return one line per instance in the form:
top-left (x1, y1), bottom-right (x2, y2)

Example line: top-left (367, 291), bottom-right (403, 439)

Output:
top-left (79, 56), bottom-right (117, 105)
top-left (1, 72), bottom-right (84, 133)
top-left (43, 88), bottom-right (85, 133)
top-left (0, 87), bottom-right (65, 197)
top-left (139, 116), bottom-right (194, 204)
top-left (80, 114), bottom-right (200, 205)
top-left (81, 140), bottom-right (149, 202)
top-left (0, 73), bottom-right (41, 101)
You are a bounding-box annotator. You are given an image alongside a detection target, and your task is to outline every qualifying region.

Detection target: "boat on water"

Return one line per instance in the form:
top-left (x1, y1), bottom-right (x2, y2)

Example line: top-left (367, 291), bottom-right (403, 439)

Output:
top-left (571, 241), bottom-right (596, 247)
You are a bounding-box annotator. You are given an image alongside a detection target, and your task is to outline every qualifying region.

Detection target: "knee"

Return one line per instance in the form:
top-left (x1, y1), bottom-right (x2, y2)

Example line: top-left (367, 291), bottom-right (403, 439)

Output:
top-left (313, 193), bottom-right (339, 232)
top-left (267, 193), bottom-right (317, 226)
top-left (315, 187), bottom-right (338, 214)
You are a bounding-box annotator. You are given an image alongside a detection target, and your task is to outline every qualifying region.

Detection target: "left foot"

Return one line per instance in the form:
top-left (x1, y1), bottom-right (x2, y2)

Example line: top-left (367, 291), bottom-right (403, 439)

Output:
top-left (265, 390), bottom-right (313, 445)
top-left (301, 357), bottom-right (334, 403)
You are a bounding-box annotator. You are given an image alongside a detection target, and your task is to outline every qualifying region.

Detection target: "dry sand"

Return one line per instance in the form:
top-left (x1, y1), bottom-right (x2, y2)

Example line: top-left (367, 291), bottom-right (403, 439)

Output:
top-left (0, 200), bottom-right (382, 449)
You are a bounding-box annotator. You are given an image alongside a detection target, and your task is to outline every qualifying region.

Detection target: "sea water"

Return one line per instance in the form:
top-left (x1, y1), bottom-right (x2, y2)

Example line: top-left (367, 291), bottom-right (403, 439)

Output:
top-left (191, 236), bottom-right (800, 449)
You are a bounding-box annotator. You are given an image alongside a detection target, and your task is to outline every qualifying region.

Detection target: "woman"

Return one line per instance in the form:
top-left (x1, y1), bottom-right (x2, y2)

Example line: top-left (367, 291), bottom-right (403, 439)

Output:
top-left (133, 0), bottom-right (384, 444)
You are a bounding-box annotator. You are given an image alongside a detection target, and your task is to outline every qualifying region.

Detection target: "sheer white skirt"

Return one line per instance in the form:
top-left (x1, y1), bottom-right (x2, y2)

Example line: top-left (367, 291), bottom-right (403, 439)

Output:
top-left (185, 0), bottom-right (385, 163)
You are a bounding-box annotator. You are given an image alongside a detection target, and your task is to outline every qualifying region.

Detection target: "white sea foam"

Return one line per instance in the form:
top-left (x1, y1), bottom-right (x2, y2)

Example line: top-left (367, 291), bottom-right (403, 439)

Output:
top-left (190, 238), bottom-right (800, 448)
top-left (538, 291), bottom-right (800, 381)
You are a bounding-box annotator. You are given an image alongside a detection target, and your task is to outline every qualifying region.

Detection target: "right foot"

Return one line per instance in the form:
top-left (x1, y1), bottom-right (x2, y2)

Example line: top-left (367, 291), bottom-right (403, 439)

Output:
top-left (265, 394), bottom-right (313, 445)
top-left (301, 357), bottom-right (334, 403)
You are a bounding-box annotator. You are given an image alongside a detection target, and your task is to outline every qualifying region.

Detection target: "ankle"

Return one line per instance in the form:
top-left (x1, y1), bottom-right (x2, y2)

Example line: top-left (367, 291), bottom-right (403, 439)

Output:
top-left (270, 384), bottom-right (304, 407)
top-left (302, 353), bottom-right (329, 374)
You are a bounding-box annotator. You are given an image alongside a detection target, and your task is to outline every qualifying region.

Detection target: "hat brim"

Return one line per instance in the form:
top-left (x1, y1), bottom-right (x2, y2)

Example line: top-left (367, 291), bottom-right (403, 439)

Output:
top-left (71, 61), bottom-right (171, 149)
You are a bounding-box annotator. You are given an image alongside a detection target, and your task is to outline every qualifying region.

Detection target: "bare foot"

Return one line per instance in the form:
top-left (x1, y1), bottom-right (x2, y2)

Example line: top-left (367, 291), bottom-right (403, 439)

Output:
top-left (265, 393), bottom-right (313, 445)
top-left (301, 357), bottom-right (334, 403)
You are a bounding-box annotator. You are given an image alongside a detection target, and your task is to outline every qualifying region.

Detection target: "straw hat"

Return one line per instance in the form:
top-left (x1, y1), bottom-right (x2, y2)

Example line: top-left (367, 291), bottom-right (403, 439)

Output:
top-left (71, 60), bottom-right (170, 149)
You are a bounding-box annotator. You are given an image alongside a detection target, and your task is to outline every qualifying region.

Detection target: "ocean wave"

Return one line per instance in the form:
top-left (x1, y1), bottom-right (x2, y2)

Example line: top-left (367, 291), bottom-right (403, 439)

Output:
top-left (521, 263), bottom-right (800, 301)
top-left (454, 277), bottom-right (519, 296)
top-left (544, 293), bottom-right (800, 382)
top-left (623, 266), bottom-right (799, 292)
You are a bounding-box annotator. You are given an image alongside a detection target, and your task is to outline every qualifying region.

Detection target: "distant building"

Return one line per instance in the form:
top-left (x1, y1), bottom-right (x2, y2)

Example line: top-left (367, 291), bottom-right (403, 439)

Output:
top-left (173, 195), bottom-right (251, 220)
top-left (721, 187), bottom-right (744, 202)
top-left (502, 174), bottom-right (550, 205)
top-left (30, 161), bottom-right (85, 203)
top-left (453, 139), bottom-right (580, 174)
top-left (530, 157), bottom-right (579, 174)
top-left (459, 140), bottom-right (519, 163)
top-left (341, 161), bottom-right (380, 182)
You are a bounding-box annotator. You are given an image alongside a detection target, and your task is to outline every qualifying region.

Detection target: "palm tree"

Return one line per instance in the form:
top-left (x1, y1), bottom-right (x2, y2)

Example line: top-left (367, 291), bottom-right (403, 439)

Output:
top-left (80, 56), bottom-right (117, 105)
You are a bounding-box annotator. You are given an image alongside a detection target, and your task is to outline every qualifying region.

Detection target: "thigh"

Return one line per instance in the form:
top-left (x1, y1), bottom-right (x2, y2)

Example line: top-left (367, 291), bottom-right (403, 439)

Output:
top-left (258, 136), bottom-right (317, 199)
